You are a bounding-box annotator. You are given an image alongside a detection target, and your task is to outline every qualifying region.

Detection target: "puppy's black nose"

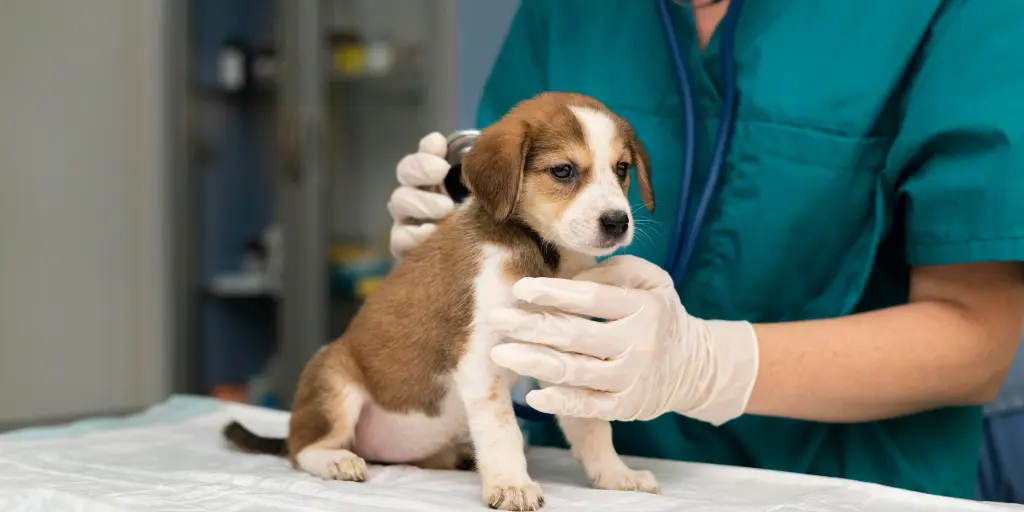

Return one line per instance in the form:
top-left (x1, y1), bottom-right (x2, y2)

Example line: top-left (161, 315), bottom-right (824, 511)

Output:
top-left (599, 210), bottom-right (630, 237)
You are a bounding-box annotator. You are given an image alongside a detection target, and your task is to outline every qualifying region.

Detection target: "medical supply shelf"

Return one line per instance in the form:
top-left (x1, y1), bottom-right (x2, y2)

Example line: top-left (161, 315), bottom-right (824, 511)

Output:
top-left (185, 0), bottom-right (456, 408)
top-left (190, 0), bottom-right (277, 400)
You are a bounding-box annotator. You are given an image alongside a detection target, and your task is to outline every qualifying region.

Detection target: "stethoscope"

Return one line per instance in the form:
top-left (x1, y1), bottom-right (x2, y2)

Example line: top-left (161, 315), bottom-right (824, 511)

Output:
top-left (512, 0), bottom-right (745, 424)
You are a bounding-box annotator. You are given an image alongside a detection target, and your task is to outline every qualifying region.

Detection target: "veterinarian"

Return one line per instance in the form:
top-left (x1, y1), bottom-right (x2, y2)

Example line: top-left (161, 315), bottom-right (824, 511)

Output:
top-left (387, 0), bottom-right (1024, 502)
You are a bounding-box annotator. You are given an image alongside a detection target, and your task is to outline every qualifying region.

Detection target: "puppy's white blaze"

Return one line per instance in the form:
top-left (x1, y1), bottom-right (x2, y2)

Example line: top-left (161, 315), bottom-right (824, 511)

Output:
top-left (563, 106), bottom-right (633, 254)
top-left (569, 106), bottom-right (617, 174)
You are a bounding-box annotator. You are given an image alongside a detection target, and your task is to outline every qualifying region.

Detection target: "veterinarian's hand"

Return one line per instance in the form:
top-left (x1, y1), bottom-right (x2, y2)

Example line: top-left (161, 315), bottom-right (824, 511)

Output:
top-left (488, 255), bottom-right (759, 426)
top-left (388, 132), bottom-right (456, 258)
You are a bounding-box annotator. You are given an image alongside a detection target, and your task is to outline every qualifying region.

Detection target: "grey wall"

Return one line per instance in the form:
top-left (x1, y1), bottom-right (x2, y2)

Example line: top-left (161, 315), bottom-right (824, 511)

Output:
top-left (456, 0), bottom-right (519, 129)
top-left (0, 0), bottom-right (171, 424)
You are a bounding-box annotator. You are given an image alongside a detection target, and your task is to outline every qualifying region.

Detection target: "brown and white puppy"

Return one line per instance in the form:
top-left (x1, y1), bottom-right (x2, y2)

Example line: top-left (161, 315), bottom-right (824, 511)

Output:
top-left (222, 92), bottom-right (659, 511)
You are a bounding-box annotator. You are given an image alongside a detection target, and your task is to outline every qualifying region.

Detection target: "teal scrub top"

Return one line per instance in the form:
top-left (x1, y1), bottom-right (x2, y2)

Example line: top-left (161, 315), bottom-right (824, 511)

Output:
top-left (475, 0), bottom-right (1024, 499)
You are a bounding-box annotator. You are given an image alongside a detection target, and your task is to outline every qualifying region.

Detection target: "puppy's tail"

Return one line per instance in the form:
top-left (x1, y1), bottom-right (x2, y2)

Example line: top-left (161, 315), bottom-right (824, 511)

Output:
top-left (222, 420), bottom-right (288, 456)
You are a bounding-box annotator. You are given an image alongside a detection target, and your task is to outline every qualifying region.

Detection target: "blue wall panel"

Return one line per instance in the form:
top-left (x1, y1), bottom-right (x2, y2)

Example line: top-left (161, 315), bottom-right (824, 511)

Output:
top-left (195, 0), bottom-right (276, 390)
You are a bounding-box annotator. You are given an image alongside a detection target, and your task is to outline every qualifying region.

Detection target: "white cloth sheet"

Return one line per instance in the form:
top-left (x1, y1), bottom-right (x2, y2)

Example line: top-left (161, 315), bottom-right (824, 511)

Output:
top-left (0, 395), bottom-right (1019, 512)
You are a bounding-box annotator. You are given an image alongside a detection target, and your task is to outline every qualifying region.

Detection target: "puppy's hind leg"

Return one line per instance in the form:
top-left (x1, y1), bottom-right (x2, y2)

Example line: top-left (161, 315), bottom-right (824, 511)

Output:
top-left (288, 380), bottom-right (369, 482)
top-left (409, 440), bottom-right (476, 471)
top-left (556, 415), bottom-right (660, 494)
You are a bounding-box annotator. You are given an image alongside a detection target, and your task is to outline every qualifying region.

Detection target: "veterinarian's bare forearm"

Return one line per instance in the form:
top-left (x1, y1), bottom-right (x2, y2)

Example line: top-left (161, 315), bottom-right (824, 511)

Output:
top-left (743, 262), bottom-right (1024, 423)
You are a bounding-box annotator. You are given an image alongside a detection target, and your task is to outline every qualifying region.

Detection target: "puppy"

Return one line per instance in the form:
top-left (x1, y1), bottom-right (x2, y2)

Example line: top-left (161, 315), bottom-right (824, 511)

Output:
top-left (222, 92), bottom-right (660, 511)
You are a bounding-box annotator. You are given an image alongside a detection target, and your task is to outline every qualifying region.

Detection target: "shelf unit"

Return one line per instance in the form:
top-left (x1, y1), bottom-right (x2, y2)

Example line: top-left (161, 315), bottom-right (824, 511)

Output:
top-left (176, 0), bottom-right (457, 407)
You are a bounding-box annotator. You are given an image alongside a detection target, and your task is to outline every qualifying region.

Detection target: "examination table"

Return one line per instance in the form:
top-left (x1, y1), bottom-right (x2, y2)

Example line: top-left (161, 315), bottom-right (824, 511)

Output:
top-left (0, 395), bottom-right (1019, 511)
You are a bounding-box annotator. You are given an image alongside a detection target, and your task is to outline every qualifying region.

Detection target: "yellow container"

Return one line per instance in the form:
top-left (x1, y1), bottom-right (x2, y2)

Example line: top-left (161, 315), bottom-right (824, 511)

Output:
top-left (355, 276), bottom-right (384, 300)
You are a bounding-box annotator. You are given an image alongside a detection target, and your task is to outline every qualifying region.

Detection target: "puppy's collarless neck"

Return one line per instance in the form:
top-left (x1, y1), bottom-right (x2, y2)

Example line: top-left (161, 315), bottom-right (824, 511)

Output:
top-left (464, 200), bottom-right (561, 274)
top-left (508, 219), bottom-right (560, 272)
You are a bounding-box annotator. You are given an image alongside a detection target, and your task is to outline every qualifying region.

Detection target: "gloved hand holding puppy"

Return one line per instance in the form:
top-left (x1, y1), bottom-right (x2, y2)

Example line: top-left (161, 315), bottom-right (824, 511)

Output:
top-left (389, 132), bottom-right (759, 427)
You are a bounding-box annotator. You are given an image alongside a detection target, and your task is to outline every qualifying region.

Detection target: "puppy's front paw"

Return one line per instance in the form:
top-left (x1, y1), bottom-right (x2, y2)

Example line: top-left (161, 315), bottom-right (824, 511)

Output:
top-left (328, 455), bottom-right (369, 482)
top-left (297, 449), bottom-right (368, 482)
top-left (482, 481), bottom-right (544, 511)
top-left (591, 468), bottom-right (660, 495)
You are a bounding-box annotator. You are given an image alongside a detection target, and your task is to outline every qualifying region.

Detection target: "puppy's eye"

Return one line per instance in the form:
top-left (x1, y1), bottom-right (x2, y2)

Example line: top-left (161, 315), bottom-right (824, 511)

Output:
top-left (615, 162), bottom-right (630, 179)
top-left (549, 164), bottom-right (576, 181)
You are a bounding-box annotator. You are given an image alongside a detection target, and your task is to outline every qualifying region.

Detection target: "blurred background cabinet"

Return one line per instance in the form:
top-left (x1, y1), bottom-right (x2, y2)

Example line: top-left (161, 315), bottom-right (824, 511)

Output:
top-left (0, 0), bottom-right (520, 429)
top-left (272, 0), bottom-right (460, 407)
top-left (179, 0), bottom-right (519, 409)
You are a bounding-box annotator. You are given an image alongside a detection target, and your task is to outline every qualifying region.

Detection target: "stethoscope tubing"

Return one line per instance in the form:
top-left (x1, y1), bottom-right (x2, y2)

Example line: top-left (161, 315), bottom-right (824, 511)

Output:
top-left (667, 0), bottom-right (744, 283)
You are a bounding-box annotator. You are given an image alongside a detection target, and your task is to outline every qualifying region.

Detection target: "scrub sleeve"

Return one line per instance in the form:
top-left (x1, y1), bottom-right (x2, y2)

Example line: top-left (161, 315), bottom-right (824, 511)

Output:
top-left (888, 1), bottom-right (1024, 266)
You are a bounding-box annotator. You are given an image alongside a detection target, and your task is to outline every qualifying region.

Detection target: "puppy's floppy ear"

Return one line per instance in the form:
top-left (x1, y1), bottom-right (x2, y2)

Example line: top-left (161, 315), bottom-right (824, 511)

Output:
top-left (462, 119), bottom-right (530, 222)
top-left (630, 133), bottom-right (655, 213)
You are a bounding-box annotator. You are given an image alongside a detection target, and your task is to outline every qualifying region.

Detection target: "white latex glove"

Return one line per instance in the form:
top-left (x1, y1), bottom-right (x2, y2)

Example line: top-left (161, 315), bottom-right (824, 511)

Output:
top-left (487, 255), bottom-right (759, 426)
top-left (388, 132), bottom-right (456, 258)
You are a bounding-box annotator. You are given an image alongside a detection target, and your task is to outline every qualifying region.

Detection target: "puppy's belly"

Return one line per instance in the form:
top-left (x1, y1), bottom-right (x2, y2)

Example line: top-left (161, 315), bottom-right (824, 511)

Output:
top-left (353, 390), bottom-right (468, 463)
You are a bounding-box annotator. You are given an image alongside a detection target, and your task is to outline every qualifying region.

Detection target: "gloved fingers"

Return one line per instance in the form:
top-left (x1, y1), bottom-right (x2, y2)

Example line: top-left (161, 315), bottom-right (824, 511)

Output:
top-left (390, 222), bottom-right (437, 258)
top-left (396, 152), bottom-right (451, 187)
top-left (417, 131), bottom-right (448, 157)
top-left (487, 308), bottom-right (630, 360)
top-left (490, 342), bottom-right (631, 392)
top-left (510, 277), bottom-right (647, 320)
top-left (387, 186), bottom-right (455, 222)
top-left (525, 386), bottom-right (621, 421)
top-left (572, 255), bottom-right (674, 291)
